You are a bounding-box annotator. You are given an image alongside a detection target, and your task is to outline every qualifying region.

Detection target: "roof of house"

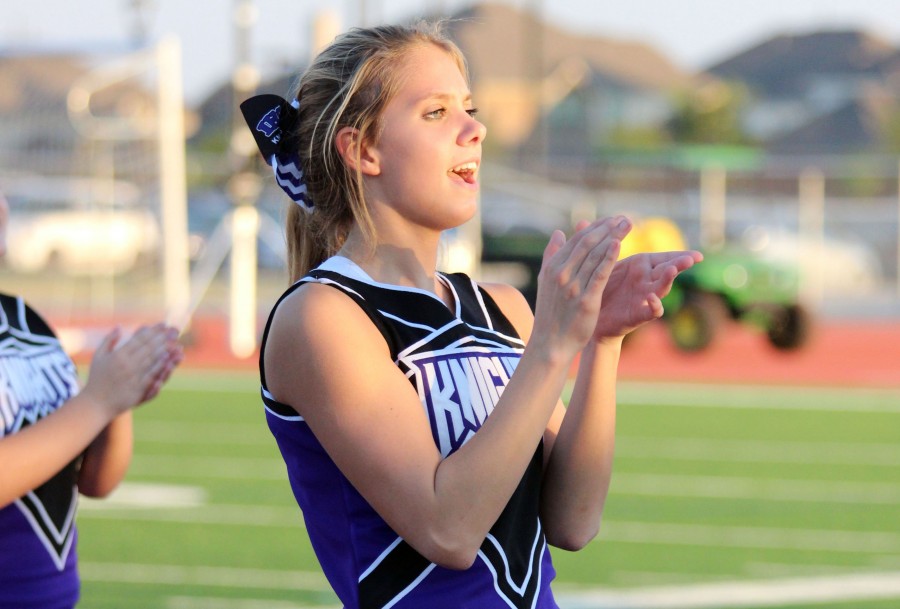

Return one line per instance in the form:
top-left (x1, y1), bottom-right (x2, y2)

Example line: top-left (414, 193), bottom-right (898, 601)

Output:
top-left (447, 2), bottom-right (697, 92)
top-left (766, 88), bottom-right (896, 154)
top-left (706, 29), bottom-right (899, 98)
top-left (0, 53), bottom-right (86, 114)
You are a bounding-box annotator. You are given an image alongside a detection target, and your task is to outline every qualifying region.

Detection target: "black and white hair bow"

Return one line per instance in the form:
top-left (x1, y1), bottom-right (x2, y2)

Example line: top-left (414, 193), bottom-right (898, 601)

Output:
top-left (239, 94), bottom-right (313, 212)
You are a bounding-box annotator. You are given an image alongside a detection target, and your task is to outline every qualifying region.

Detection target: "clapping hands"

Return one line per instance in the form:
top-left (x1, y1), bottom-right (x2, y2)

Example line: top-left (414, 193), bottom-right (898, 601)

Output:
top-left (534, 216), bottom-right (702, 352)
top-left (81, 323), bottom-right (183, 417)
top-left (593, 246), bottom-right (703, 340)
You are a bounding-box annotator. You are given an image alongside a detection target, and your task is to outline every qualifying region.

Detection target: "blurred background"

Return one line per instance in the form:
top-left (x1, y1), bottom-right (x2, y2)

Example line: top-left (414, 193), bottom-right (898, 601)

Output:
top-left (4, 0), bottom-right (900, 358)
top-left (2, 1), bottom-right (899, 608)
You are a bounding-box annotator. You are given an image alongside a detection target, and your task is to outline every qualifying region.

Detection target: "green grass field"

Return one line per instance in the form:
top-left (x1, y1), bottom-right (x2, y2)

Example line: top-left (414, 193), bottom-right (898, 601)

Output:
top-left (75, 371), bottom-right (900, 609)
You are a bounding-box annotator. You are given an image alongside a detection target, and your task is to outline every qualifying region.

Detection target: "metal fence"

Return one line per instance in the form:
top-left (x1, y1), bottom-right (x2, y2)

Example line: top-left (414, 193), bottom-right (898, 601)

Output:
top-left (481, 161), bottom-right (900, 318)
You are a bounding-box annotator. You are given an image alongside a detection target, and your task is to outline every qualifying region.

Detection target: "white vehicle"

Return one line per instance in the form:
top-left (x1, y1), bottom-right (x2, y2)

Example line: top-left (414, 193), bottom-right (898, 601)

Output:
top-left (3, 177), bottom-right (160, 275)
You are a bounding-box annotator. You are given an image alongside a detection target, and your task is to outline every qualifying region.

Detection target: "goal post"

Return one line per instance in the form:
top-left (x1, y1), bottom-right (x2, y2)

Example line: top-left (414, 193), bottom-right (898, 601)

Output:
top-left (155, 37), bottom-right (191, 329)
top-left (2, 40), bottom-right (192, 328)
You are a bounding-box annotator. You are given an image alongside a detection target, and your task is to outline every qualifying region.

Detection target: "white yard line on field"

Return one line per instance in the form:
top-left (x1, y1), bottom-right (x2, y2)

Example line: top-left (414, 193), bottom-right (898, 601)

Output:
top-left (80, 508), bottom-right (900, 554)
top-left (599, 521), bottom-right (900, 554)
top-left (79, 502), bottom-right (301, 527)
top-left (80, 501), bottom-right (898, 555)
top-left (80, 482), bottom-right (207, 509)
top-left (126, 443), bottom-right (900, 506)
top-left (166, 597), bottom-right (340, 609)
top-left (612, 472), bottom-right (900, 504)
top-left (616, 382), bottom-right (900, 413)
top-left (134, 421), bottom-right (272, 446)
top-left (78, 561), bottom-right (900, 608)
top-left (163, 371), bottom-right (259, 394)
top-left (127, 454), bottom-right (287, 480)
top-left (555, 571), bottom-right (900, 608)
top-left (78, 562), bottom-right (329, 592)
top-left (618, 435), bottom-right (900, 467)
top-left (78, 482), bottom-right (302, 526)
top-left (164, 373), bottom-right (900, 409)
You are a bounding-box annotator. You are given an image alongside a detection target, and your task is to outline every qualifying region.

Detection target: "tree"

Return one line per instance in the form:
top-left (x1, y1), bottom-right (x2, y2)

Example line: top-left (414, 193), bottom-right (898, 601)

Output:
top-left (667, 81), bottom-right (750, 145)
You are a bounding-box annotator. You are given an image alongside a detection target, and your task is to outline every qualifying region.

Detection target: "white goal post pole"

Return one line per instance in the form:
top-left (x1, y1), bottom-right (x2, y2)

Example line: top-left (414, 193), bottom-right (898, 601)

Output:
top-left (156, 36), bottom-right (192, 329)
top-left (229, 203), bottom-right (260, 358)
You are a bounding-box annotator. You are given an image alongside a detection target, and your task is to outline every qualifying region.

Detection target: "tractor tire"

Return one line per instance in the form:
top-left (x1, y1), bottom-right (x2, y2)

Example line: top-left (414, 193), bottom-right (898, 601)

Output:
top-left (666, 292), bottom-right (729, 352)
top-left (767, 304), bottom-right (812, 350)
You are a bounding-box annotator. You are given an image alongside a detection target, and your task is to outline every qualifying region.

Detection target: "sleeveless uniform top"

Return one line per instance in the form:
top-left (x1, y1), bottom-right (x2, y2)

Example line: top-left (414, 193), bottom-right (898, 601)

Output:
top-left (0, 294), bottom-right (81, 609)
top-left (260, 256), bottom-right (559, 609)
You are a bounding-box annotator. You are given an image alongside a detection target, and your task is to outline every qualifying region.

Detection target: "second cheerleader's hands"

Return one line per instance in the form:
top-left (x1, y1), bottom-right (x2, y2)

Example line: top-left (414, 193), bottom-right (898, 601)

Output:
top-left (0, 322), bottom-right (183, 507)
top-left (80, 323), bottom-right (184, 417)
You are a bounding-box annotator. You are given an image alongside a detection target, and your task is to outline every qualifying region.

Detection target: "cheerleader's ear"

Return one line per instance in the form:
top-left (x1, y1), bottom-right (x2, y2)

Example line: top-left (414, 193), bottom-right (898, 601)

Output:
top-left (335, 126), bottom-right (381, 177)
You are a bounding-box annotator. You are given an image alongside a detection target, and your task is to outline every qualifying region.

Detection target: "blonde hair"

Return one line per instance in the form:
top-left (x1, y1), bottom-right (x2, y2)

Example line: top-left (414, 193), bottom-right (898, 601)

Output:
top-left (283, 21), bottom-right (467, 282)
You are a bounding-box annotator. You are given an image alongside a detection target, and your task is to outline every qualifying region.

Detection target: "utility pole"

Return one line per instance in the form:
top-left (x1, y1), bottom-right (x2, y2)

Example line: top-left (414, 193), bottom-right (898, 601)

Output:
top-left (527, 0), bottom-right (546, 174)
top-left (359, 0), bottom-right (367, 26)
top-left (125, 0), bottom-right (155, 48)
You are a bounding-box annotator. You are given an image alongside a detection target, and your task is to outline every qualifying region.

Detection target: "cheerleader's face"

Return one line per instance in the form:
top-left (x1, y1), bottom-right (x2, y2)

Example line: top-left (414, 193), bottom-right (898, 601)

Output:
top-left (361, 42), bottom-right (487, 233)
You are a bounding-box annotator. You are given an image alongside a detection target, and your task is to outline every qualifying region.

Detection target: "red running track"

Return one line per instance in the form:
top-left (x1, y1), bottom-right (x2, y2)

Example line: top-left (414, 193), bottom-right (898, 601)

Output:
top-left (63, 315), bottom-right (900, 389)
top-left (616, 319), bottom-right (900, 388)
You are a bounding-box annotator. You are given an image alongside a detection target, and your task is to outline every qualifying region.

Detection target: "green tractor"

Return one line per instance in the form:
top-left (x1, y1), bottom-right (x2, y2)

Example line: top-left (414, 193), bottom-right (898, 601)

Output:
top-left (481, 217), bottom-right (812, 353)
top-left (613, 216), bottom-right (812, 352)
top-left (660, 249), bottom-right (812, 352)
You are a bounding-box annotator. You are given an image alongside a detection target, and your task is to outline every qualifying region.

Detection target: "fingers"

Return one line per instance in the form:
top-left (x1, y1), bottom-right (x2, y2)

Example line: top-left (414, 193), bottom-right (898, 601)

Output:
top-left (646, 293), bottom-right (665, 319)
top-left (156, 346), bottom-right (184, 386)
top-left (669, 250), bottom-right (703, 270)
top-left (81, 321), bottom-right (183, 417)
top-left (581, 237), bottom-right (621, 301)
top-left (96, 326), bottom-right (123, 355)
top-left (569, 217), bottom-right (630, 290)
top-left (642, 250), bottom-right (699, 268)
top-left (542, 230), bottom-right (567, 265)
top-left (140, 349), bottom-right (182, 403)
top-left (553, 216), bottom-right (631, 276)
top-left (120, 323), bottom-right (179, 358)
top-left (573, 219), bottom-right (591, 232)
top-left (538, 216), bottom-right (633, 318)
top-left (647, 252), bottom-right (702, 296)
top-left (113, 323), bottom-right (182, 397)
top-left (532, 216), bottom-right (635, 354)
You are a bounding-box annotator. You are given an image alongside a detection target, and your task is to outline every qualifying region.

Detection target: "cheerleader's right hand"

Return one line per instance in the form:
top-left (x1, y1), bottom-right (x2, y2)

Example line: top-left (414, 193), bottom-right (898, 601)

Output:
top-left (529, 216), bottom-right (632, 362)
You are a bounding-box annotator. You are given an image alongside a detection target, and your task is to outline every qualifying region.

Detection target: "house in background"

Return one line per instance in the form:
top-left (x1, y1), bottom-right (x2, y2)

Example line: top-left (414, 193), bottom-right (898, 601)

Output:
top-left (191, 2), bottom-right (702, 180)
top-left (190, 4), bottom-right (900, 166)
top-left (0, 54), bottom-right (88, 176)
top-left (0, 50), bottom-right (198, 180)
top-left (445, 2), bottom-right (699, 157)
top-left (766, 89), bottom-right (899, 155)
top-left (706, 30), bottom-right (900, 152)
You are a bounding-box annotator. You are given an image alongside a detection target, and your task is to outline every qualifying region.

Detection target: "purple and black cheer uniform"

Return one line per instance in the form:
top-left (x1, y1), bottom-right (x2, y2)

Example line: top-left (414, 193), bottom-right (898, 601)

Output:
top-left (0, 294), bottom-right (82, 609)
top-left (260, 256), bottom-right (559, 609)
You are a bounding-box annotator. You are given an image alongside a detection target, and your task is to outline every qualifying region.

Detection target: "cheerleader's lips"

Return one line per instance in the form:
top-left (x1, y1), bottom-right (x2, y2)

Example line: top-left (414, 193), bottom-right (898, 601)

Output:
top-left (449, 161), bottom-right (479, 185)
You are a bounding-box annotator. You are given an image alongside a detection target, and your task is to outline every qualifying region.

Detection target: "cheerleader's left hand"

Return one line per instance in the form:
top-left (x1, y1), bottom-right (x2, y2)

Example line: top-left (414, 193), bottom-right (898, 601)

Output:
top-left (593, 250), bottom-right (703, 341)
